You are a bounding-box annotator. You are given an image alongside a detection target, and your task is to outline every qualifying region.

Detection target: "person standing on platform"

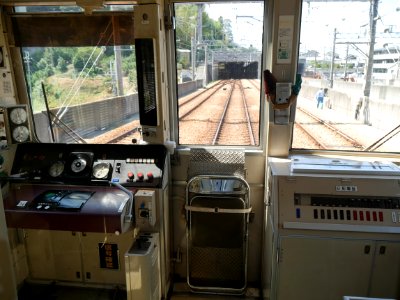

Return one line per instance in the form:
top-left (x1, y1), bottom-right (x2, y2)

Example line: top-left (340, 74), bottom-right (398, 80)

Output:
top-left (315, 88), bottom-right (325, 109)
top-left (323, 88), bottom-right (331, 109)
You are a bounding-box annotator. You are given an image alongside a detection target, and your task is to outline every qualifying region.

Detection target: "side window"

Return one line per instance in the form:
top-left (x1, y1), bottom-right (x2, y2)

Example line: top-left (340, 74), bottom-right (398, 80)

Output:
top-left (12, 6), bottom-right (140, 144)
top-left (174, 1), bottom-right (264, 146)
top-left (294, 0), bottom-right (400, 153)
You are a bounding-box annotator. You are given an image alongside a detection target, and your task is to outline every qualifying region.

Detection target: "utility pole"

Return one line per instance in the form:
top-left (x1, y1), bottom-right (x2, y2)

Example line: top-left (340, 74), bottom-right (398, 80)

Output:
top-left (344, 43), bottom-right (349, 79)
top-left (196, 4), bottom-right (203, 43)
top-left (112, 15), bottom-right (124, 96)
top-left (191, 36), bottom-right (196, 80)
top-left (329, 28), bottom-right (337, 88)
top-left (361, 0), bottom-right (379, 125)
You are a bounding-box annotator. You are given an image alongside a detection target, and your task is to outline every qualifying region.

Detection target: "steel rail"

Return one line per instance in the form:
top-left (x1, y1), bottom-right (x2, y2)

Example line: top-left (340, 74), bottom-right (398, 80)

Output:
top-left (178, 80), bottom-right (234, 120)
top-left (238, 80), bottom-right (256, 146)
top-left (211, 80), bottom-right (236, 145)
top-left (297, 107), bottom-right (365, 149)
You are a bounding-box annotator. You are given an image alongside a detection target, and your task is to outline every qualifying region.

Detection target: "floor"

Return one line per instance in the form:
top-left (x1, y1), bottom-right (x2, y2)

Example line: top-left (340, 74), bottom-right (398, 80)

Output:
top-left (18, 281), bottom-right (261, 300)
top-left (170, 282), bottom-right (261, 299)
top-left (18, 282), bottom-right (127, 300)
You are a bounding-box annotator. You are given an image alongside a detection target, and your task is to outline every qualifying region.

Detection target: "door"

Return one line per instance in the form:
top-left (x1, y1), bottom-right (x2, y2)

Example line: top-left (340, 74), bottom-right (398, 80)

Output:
top-left (369, 241), bottom-right (400, 299)
top-left (277, 236), bottom-right (373, 300)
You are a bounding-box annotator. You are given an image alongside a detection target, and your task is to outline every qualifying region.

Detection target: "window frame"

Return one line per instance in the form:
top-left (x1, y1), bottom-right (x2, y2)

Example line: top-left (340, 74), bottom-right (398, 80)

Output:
top-left (4, 5), bottom-right (138, 144)
top-left (167, 0), bottom-right (269, 151)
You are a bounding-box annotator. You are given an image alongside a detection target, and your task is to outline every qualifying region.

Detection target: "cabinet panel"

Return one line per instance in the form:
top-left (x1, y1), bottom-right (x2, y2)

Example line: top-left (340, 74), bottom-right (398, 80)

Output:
top-left (81, 231), bottom-right (136, 285)
top-left (51, 231), bottom-right (82, 281)
top-left (24, 229), bottom-right (136, 285)
top-left (277, 236), bottom-right (373, 300)
top-left (24, 229), bottom-right (56, 280)
top-left (370, 242), bottom-right (400, 298)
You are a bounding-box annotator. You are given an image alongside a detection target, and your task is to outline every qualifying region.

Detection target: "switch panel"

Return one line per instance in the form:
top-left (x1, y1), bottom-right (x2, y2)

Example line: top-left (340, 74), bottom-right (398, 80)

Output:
top-left (135, 190), bottom-right (156, 228)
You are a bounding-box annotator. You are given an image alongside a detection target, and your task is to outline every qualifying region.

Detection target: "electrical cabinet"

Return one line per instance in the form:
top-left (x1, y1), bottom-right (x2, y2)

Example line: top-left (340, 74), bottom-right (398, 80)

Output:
top-left (263, 156), bottom-right (400, 300)
top-left (24, 229), bottom-right (136, 284)
top-left (276, 237), bottom-right (400, 300)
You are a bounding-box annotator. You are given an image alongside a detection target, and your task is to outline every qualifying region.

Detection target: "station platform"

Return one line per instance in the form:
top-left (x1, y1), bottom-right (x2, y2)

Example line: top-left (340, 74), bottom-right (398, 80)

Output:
top-left (296, 96), bottom-right (400, 153)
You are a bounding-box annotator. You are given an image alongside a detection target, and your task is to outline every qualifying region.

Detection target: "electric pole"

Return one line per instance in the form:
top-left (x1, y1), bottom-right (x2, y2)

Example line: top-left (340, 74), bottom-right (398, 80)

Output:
top-left (329, 28), bottom-right (337, 88)
top-left (362, 0), bottom-right (379, 125)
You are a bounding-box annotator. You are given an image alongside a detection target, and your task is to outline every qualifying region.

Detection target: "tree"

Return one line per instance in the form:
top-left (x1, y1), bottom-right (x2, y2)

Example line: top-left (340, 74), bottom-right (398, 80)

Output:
top-left (72, 47), bottom-right (102, 76)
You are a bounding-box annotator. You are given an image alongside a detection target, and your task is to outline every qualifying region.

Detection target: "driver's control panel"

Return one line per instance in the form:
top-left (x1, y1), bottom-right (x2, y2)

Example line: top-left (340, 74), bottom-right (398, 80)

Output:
top-left (4, 143), bottom-right (167, 233)
top-left (9, 143), bottom-right (167, 188)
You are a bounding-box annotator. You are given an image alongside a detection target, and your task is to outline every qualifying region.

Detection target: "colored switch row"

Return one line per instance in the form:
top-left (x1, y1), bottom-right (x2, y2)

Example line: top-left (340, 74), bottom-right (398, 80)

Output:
top-left (126, 172), bottom-right (154, 182)
top-left (305, 208), bottom-right (385, 222)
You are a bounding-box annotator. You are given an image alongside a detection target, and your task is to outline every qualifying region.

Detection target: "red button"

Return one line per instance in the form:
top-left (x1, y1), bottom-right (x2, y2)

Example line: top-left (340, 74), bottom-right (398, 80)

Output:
top-left (127, 172), bottom-right (134, 179)
top-left (147, 172), bottom-right (154, 181)
top-left (372, 211), bottom-right (377, 222)
top-left (353, 210), bottom-right (358, 221)
top-left (379, 211), bottom-right (383, 222)
top-left (366, 211), bottom-right (371, 221)
top-left (137, 172), bottom-right (144, 180)
top-left (359, 211), bottom-right (364, 221)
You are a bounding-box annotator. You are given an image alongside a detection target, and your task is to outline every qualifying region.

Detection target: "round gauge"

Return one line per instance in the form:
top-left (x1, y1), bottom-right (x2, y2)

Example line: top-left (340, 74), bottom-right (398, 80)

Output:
top-left (49, 161), bottom-right (64, 177)
top-left (12, 125), bottom-right (30, 143)
top-left (71, 157), bottom-right (87, 173)
top-left (92, 162), bottom-right (111, 179)
top-left (10, 107), bottom-right (27, 125)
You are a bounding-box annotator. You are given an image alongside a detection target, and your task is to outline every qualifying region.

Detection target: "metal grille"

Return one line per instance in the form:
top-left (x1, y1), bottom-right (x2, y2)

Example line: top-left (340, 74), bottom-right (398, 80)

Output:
top-left (188, 148), bottom-right (245, 179)
top-left (190, 246), bottom-right (244, 283)
top-left (186, 177), bottom-right (249, 294)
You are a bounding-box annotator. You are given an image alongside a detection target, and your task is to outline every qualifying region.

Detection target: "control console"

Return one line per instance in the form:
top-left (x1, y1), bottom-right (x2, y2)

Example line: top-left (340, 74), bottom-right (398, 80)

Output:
top-left (9, 143), bottom-right (167, 188)
top-left (4, 143), bottom-right (168, 233)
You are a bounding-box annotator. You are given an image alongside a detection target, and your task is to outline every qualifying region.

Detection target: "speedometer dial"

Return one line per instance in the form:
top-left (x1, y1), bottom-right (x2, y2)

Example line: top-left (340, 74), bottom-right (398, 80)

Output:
top-left (92, 162), bottom-right (111, 179)
top-left (71, 157), bottom-right (87, 173)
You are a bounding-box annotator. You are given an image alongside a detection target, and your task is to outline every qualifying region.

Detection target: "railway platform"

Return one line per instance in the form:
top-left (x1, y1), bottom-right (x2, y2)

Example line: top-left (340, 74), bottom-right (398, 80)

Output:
top-left (296, 96), bottom-right (400, 153)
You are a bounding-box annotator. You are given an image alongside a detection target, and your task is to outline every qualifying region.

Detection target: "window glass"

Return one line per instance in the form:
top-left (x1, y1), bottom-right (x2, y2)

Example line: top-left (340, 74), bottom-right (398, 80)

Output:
top-left (14, 5), bottom-right (133, 13)
top-left (174, 1), bottom-right (264, 146)
top-left (294, 0), bottom-right (400, 153)
top-left (15, 7), bottom-right (140, 144)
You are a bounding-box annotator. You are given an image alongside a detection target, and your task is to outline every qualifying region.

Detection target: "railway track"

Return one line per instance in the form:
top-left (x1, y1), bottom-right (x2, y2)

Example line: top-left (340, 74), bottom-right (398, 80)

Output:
top-left (85, 120), bottom-right (141, 144)
top-left (178, 80), bottom-right (234, 119)
top-left (247, 79), bottom-right (261, 91)
top-left (179, 79), bottom-right (256, 145)
top-left (294, 107), bottom-right (365, 150)
top-left (212, 80), bottom-right (256, 145)
top-left (107, 127), bottom-right (141, 144)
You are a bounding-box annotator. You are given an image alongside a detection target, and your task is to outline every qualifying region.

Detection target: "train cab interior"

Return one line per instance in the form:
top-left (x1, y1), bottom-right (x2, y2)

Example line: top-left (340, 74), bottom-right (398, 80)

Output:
top-left (0, 0), bottom-right (400, 299)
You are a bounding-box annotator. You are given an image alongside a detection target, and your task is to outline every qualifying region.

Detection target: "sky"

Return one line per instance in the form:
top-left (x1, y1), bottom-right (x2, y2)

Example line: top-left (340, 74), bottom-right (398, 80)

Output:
top-left (205, 2), bottom-right (264, 50)
top-left (300, 0), bottom-right (400, 59)
top-left (203, 0), bottom-right (400, 58)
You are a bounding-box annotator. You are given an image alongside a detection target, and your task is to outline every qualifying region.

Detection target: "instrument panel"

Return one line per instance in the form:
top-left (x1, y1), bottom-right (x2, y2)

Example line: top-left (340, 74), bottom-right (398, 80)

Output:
top-left (9, 143), bottom-right (167, 188)
top-left (4, 143), bottom-right (167, 233)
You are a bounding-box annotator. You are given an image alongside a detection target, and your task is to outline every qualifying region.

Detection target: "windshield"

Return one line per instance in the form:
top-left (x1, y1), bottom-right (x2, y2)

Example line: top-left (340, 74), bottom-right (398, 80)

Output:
top-left (174, 1), bottom-right (264, 146)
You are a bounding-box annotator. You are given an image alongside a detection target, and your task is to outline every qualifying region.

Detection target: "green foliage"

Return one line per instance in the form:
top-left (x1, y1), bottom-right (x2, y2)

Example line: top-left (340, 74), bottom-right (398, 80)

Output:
top-left (72, 47), bottom-right (103, 75)
top-left (175, 4), bottom-right (235, 49)
top-left (56, 57), bottom-right (68, 72)
top-left (23, 45), bottom-right (137, 112)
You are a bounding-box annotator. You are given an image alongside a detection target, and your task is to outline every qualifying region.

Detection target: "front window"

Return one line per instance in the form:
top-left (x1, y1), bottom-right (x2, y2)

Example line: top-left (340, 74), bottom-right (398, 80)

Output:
top-left (174, 1), bottom-right (264, 146)
top-left (14, 5), bottom-right (140, 144)
top-left (294, 0), bottom-right (400, 153)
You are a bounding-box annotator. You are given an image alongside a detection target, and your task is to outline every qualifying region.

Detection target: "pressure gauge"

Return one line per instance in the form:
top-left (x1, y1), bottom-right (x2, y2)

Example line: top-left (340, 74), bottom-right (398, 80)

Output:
top-left (4, 105), bottom-right (32, 144)
top-left (9, 107), bottom-right (27, 125)
top-left (92, 162), bottom-right (111, 179)
top-left (12, 125), bottom-right (30, 143)
top-left (71, 157), bottom-right (87, 173)
top-left (49, 161), bottom-right (65, 177)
